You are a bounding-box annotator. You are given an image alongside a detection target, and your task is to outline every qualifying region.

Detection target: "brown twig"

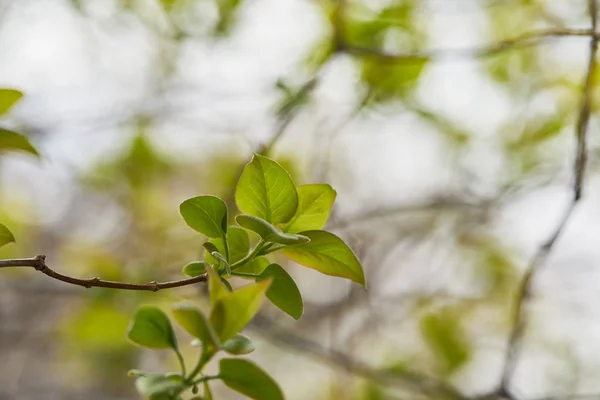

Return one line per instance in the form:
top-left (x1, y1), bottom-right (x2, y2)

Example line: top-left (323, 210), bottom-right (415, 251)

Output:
top-left (498, 1), bottom-right (599, 397)
top-left (0, 255), bottom-right (207, 291)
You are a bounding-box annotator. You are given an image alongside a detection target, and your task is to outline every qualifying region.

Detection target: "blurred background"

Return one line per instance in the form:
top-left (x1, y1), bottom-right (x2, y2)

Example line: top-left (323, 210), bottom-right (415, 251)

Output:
top-left (1, 0), bottom-right (600, 399)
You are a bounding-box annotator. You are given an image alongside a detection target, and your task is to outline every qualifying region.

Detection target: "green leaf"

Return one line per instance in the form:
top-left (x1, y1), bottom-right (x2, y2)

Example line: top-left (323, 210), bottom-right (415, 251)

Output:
top-left (222, 333), bottom-right (255, 355)
top-left (258, 264), bottom-right (303, 320)
top-left (172, 303), bottom-right (219, 353)
top-left (0, 128), bottom-right (39, 157)
top-left (127, 306), bottom-right (178, 350)
top-left (206, 226), bottom-right (250, 264)
top-left (180, 196), bottom-right (228, 238)
top-left (235, 256), bottom-right (270, 275)
top-left (361, 58), bottom-right (427, 103)
top-left (0, 224), bottom-right (15, 248)
top-left (420, 311), bottom-right (470, 374)
top-left (207, 265), bottom-right (228, 306)
top-left (285, 184), bottom-right (336, 233)
top-left (219, 358), bottom-right (284, 400)
top-left (235, 154), bottom-right (299, 223)
top-left (209, 280), bottom-right (271, 342)
top-left (135, 374), bottom-right (185, 400)
top-left (182, 261), bottom-right (206, 277)
top-left (284, 230), bottom-right (366, 286)
top-left (0, 89), bottom-right (23, 115)
top-left (204, 381), bottom-right (213, 400)
top-left (236, 214), bottom-right (309, 245)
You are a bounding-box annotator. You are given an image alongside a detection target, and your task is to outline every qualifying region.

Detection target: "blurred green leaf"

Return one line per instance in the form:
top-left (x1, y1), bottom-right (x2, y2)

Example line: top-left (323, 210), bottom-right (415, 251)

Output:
top-left (235, 154), bottom-right (299, 223)
top-left (0, 224), bottom-right (15, 248)
top-left (361, 58), bottom-right (427, 103)
top-left (0, 89), bottom-right (23, 115)
top-left (127, 306), bottom-right (178, 350)
top-left (205, 226), bottom-right (250, 265)
top-left (219, 358), bottom-right (284, 400)
top-left (236, 214), bottom-right (309, 245)
top-left (0, 128), bottom-right (39, 157)
top-left (420, 311), bottom-right (470, 374)
top-left (258, 264), bottom-right (303, 320)
top-left (207, 264), bottom-right (228, 306)
top-left (222, 333), bottom-right (255, 355)
top-left (285, 184), bottom-right (336, 233)
top-left (284, 230), bottom-right (366, 286)
top-left (209, 279), bottom-right (271, 342)
top-left (204, 381), bottom-right (213, 400)
top-left (235, 256), bottom-right (270, 275)
top-left (215, 0), bottom-right (242, 35)
top-left (180, 196), bottom-right (228, 238)
top-left (135, 374), bottom-right (184, 400)
top-left (172, 303), bottom-right (219, 353)
top-left (182, 262), bottom-right (206, 277)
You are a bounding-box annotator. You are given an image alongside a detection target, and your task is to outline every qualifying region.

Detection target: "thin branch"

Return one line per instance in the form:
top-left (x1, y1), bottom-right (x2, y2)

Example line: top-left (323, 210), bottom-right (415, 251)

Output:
top-left (498, 1), bottom-right (599, 396)
top-left (0, 255), bottom-right (207, 291)
top-left (250, 314), bottom-right (466, 400)
top-left (342, 28), bottom-right (596, 62)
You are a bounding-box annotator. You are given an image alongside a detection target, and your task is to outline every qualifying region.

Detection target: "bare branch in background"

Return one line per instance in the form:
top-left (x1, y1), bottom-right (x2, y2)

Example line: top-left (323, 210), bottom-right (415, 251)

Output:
top-left (0, 255), bottom-right (207, 291)
top-left (250, 314), bottom-right (467, 400)
top-left (498, 0), bottom-right (599, 398)
top-left (343, 29), bottom-right (596, 62)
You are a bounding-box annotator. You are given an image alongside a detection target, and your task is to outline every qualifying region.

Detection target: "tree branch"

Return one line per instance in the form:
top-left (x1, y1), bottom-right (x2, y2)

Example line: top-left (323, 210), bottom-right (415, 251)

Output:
top-left (498, 1), bottom-right (599, 397)
top-left (342, 28), bottom-right (597, 62)
top-left (0, 255), bottom-right (207, 291)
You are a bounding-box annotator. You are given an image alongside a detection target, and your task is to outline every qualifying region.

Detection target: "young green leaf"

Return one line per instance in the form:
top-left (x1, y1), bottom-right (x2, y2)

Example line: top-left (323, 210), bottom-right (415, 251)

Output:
top-left (0, 224), bottom-right (15, 248)
top-left (235, 154), bottom-right (298, 223)
top-left (236, 214), bottom-right (309, 245)
top-left (180, 196), bottom-right (228, 238)
top-left (207, 265), bottom-right (228, 306)
top-left (0, 128), bottom-right (39, 157)
top-left (219, 358), bottom-right (284, 400)
top-left (285, 184), bottom-right (336, 233)
top-left (209, 279), bottom-right (271, 342)
top-left (234, 256), bottom-right (270, 275)
top-left (135, 374), bottom-right (185, 400)
top-left (283, 230), bottom-right (366, 286)
top-left (206, 226), bottom-right (250, 265)
top-left (258, 264), bottom-right (303, 320)
top-left (182, 261), bottom-right (206, 277)
top-left (127, 306), bottom-right (178, 350)
top-left (222, 333), bottom-right (255, 355)
top-left (172, 303), bottom-right (219, 353)
top-left (0, 89), bottom-right (23, 115)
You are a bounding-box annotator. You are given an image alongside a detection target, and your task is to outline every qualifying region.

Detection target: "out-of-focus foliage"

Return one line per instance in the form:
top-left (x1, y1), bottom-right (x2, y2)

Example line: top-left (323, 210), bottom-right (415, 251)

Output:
top-left (0, 0), bottom-right (597, 398)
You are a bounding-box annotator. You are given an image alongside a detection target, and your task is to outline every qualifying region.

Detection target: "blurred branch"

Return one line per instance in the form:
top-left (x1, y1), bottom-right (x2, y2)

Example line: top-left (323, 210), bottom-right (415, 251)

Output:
top-left (498, 0), bottom-right (599, 398)
top-left (0, 255), bottom-right (207, 291)
top-left (251, 314), bottom-right (467, 400)
top-left (329, 197), bottom-right (492, 230)
top-left (341, 28), bottom-right (596, 62)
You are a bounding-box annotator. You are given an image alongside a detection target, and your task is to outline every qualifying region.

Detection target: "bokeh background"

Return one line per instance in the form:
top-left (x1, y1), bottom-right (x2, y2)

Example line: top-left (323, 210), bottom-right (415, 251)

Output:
top-left (1, 0), bottom-right (600, 399)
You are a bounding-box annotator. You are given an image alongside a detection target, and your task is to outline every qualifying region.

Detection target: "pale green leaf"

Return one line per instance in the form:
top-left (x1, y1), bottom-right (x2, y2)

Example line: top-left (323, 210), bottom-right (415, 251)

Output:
top-left (284, 230), bottom-right (365, 286)
top-left (182, 261), bottom-right (206, 277)
top-left (235, 154), bottom-right (298, 223)
top-left (209, 280), bottom-right (270, 342)
top-left (285, 184), bottom-right (336, 233)
top-left (172, 303), bottom-right (219, 352)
